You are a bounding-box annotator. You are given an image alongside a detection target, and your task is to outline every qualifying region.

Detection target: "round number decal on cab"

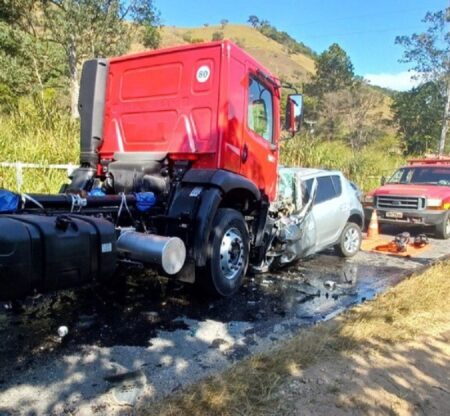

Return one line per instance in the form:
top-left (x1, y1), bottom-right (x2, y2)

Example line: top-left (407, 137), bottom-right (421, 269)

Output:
top-left (196, 65), bottom-right (211, 83)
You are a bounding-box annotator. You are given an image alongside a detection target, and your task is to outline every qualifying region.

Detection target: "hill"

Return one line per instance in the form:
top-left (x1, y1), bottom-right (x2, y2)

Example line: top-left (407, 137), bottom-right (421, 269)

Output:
top-left (131, 24), bottom-right (392, 121)
top-left (131, 24), bottom-right (316, 84)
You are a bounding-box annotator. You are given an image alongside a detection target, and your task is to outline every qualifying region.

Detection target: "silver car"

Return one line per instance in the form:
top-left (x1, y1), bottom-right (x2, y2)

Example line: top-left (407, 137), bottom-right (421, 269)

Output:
top-left (264, 167), bottom-right (364, 269)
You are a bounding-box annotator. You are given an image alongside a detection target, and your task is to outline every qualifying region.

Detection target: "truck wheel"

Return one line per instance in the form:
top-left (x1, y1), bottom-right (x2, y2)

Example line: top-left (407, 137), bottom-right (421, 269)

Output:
top-left (198, 208), bottom-right (249, 297)
top-left (335, 222), bottom-right (362, 257)
top-left (434, 211), bottom-right (450, 239)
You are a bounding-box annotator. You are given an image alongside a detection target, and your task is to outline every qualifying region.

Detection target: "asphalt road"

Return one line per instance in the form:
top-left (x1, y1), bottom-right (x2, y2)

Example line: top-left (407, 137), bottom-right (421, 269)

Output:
top-left (0, 228), bottom-right (449, 416)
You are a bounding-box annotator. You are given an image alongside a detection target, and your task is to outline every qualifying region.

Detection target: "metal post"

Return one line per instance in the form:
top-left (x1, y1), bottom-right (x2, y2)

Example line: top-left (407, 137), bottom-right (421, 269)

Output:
top-left (15, 162), bottom-right (23, 192)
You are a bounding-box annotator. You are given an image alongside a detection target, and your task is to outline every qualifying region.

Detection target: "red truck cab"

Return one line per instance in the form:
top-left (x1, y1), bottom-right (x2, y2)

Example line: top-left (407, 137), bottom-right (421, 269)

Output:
top-left (1, 41), bottom-right (304, 300)
top-left (95, 40), bottom-right (280, 201)
top-left (364, 158), bottom-right (450, 239)
top-left (67, 40), bottom-right (302, 297)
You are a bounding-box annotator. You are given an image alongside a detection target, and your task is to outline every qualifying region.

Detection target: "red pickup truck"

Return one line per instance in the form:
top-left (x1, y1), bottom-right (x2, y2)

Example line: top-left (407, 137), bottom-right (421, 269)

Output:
top-left (363, 158), bottom-right (450, 239)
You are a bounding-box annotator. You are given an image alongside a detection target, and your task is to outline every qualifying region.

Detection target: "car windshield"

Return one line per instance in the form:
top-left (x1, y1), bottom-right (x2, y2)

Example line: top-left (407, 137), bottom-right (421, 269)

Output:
top-left (387, 166), bottom-right (450, 186)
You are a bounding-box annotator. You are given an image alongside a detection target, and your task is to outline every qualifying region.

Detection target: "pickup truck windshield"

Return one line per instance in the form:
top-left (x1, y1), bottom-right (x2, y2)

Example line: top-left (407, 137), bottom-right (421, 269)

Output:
top-left (387, 166), bottom-right (450, 186)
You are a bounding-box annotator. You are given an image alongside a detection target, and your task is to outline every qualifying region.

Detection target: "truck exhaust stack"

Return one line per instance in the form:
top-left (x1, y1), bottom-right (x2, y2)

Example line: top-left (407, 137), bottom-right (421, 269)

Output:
top-left (117, 231), bottom-right (186, 275)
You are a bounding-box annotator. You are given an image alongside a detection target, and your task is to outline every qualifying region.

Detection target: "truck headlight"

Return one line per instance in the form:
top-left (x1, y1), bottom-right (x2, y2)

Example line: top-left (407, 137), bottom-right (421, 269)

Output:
top-left (363, 195), bottom-right (374, 206)
top-left (427, 198), bottom-right (443, 208)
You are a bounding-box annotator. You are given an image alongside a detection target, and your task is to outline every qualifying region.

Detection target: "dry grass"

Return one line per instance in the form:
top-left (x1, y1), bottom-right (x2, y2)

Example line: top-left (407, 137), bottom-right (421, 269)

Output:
top-left (133, 24), bottom-right (315, 84)
top-left (140, 260), bottom-right (450, 416)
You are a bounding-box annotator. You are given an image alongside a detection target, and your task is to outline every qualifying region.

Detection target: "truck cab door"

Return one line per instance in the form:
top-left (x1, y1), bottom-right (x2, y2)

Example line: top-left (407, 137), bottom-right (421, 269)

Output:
top-left (240, 70), bottom-right (279, 201)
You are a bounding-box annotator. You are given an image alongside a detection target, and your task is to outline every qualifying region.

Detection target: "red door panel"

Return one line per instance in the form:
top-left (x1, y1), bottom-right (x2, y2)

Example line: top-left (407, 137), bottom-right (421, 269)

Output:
top-left (239, 66), bottom-right (279, 201)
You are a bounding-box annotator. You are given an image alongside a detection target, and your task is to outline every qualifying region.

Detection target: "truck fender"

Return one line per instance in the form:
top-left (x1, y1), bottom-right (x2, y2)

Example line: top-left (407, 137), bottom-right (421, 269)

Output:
top-left (182, 168), bottom-right (269, 247)
top-left (168, 170), bottom-right (266, 270)
top-left (182, 169), bottom-right (261, 201)
top-left (166, 185), bottom-right (222, 268)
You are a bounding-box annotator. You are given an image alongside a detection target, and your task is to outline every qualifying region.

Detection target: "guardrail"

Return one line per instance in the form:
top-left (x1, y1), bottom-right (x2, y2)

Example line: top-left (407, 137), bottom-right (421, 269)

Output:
top-left (0, 162), bottom-right (76, 192)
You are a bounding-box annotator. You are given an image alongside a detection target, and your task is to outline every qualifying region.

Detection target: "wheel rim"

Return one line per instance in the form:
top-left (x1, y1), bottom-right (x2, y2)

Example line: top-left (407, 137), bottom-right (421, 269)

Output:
top-left (344, 227), bottom-right (360, 254)
top-left (446, 216), bottom-right (450, 235)
top-left (220, 227), bottom-right (245, 280)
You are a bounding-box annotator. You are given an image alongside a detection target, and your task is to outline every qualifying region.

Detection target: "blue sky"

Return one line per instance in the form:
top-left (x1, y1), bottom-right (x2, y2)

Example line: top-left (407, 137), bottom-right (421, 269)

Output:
top-left (155, 0), bottom-right (447, 90)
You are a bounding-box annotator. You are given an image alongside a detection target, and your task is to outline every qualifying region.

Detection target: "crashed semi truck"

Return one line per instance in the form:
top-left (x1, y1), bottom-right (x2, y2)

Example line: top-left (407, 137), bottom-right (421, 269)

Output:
top-left (0, 40), bottom-right (310, 300)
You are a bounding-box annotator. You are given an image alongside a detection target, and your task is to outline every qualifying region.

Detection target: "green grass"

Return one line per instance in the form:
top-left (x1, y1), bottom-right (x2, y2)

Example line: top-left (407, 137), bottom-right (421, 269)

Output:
top-left (0, 98), bottom-right (402, 194)
top-left (281, 134), bottom-right (405, 191)
top-left (0, 97), bottom-right (78, 193)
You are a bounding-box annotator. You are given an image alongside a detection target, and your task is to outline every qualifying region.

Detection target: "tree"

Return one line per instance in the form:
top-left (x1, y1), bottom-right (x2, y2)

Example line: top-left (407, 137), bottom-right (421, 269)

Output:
top-left (309, 43), bottom-right (354, 96)
top-left (247, 15), bottom-right (259, 28)
top-left (220, 19), bottom-right (228, 29)
top-left (42, 1), bottom-right (161, 118)
top-left (316, 81), bottom-right (384, 149)
top-left (392, 82), bottom-right (445, 154)
top-left (1, 1), bottom-right (161, 118)
top-left (0, 1), bottom-right (66, 110)
top-left (396, 7), bottom-right (450, 155)
top-left (342, 82), bottom-right (384, 150)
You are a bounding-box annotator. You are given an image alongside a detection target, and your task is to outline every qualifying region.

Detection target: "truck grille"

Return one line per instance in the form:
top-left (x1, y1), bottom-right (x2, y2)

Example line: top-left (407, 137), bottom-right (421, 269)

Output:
top-left (376, 195), bottom-right (425, 210)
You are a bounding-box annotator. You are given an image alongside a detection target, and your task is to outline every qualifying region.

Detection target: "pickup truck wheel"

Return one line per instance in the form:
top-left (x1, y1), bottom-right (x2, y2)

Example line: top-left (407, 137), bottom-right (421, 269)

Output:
top-left (335, 222), bottom-right (362, 257)
top-left (434, 211), bottom-right (450, 239)
top-left (197, 208), bottom-right (249, 297)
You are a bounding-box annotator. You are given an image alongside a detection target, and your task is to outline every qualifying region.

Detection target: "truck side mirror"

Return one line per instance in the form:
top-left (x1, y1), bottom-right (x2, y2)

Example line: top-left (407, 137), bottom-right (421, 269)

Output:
top-left (285, 94), bottom-right (303, 135)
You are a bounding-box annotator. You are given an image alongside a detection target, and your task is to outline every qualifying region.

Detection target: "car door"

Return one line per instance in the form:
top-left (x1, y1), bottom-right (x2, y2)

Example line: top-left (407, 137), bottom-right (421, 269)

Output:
top-left (312, 175), bottom-right (344, 250)
top-left (294, 177), bottom-right (317, 258)
top-left (239, 70), bottom-right (279, 200)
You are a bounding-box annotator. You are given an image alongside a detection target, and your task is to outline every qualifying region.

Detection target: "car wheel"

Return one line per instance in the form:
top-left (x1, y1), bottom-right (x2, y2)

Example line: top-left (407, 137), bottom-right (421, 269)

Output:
top-left (335, 222), bottom-right (362, 257)
top-left (196, 208), bottom-right (249, 297)
top-left (434, 211), bottom-right (450, 240)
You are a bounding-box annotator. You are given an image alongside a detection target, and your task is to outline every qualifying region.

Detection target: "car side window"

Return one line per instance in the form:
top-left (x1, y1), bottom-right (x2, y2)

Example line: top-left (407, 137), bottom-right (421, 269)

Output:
top-left (330, 175), bottom-right (342, 196)
top-left (315, 176), bottom-right (338, 204)
top-left (247, 76), bottom-right (273, 142)
top-left (303, 178), bottom-right (314, 204)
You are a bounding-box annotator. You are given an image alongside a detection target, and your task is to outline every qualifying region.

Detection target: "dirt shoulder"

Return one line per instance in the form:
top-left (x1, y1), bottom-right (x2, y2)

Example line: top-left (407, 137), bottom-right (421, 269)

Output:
top-left (142, 260), bottom-right (450, 416)
top-left (276, 327), bottom-right (450, 415)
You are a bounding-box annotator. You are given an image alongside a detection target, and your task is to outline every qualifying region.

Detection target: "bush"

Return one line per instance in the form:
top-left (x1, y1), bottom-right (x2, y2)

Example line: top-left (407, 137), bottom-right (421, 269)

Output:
top-left (280, 134), bottom-right (404, 191)
top-left (182, 32), bottom-right (192, 43)
top-left (211, 31), bottom-right (224, 41)
top-left (257, 22), bottom-right (317, 58)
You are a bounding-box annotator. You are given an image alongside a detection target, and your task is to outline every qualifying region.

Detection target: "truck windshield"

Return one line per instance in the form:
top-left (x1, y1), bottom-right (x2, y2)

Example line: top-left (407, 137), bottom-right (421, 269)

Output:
top-left (387, 166), bottom-right (450, 186)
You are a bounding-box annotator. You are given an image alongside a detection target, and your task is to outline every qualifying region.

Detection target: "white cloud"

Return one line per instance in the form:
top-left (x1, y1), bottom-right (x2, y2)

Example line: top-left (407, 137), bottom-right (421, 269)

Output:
top-left (364, 71), bottom-right (422, 91)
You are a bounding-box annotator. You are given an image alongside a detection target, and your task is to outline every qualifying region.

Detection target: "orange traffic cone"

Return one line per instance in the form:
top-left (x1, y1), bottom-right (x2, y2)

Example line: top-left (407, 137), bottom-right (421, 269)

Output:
top-left (367, 210), bottom-right (379, 239)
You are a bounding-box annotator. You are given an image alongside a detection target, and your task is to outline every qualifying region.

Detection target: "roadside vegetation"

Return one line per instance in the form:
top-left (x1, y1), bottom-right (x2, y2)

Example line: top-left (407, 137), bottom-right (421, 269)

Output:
top-left (0, 95), bottom-right (78, 193)
top-left (281, 134), bottom-right (404, 191)
top-left (141, 260), bottom-right (450, 416)
top-left (0, 3), bottom-right (447, 194)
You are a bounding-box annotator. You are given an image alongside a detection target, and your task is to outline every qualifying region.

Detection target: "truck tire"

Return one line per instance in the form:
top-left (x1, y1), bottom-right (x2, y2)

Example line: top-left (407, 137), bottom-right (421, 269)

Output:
top-left (197, 208), bottom-right (249, 297)
top-left (434, 211), bottom-right (450, 239)
top-left (335, 222), bottom-right (362, 257)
